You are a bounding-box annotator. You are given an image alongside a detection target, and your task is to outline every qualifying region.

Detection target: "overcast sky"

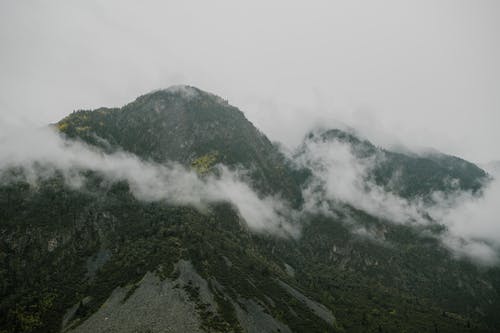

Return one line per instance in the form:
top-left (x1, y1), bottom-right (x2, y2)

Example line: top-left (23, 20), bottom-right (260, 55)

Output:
top-left (1, 0), bottom-right (499, 163)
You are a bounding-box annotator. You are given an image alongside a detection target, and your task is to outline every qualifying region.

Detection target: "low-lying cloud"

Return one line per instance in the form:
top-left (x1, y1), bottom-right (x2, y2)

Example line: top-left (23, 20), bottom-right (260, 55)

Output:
top-left (295, 137), bottom-right (426, 224)
top-left (0, 125), bottom-right (298, 237)
top-left (1, 123), bottom-right (499, 265)
top-left (295, 133), bottom-right (500, 265)
top-left (433, 177), bottom-right (500, 265)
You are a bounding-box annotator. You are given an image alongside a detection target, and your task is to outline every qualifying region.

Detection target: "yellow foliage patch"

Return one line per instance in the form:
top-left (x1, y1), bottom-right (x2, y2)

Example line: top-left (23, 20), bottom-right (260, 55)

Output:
top-left (76, 126), bottom-right (91, 133)
top-left (192, 152), bottom-right (219, 175)
top-left (57, 122), bottom-right (69, 132)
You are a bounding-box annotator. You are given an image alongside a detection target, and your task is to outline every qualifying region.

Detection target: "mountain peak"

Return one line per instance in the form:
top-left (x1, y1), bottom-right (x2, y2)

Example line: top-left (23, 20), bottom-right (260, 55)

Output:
top-left (136, 85), bottom-right (229, 106)
top-left (55, 87), bottom-right (303, 203)
top-left (145, 85), bottom-right (200, 99)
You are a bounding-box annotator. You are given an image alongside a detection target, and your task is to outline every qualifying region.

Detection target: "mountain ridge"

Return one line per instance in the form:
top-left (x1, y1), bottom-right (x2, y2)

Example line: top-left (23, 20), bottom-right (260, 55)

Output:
top-left (299, 128), bottom-right (488, 200)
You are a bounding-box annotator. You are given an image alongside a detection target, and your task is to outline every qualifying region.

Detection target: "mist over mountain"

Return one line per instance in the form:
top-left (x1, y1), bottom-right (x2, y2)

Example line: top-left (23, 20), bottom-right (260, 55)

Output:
top-left (482, 161), bottom-right (500, 176)
top-left (297, 128), bottom-right (487, 199)
top-left (53, 86), bottom-right (302, 205)
top-left (1, 87), bottom-right (499, 333)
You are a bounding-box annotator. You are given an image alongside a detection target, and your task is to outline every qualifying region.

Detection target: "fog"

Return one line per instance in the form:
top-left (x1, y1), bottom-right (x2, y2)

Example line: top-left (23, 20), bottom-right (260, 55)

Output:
top-left (1, 111), bottom-right (500, 264)
top-left (296, 136), bottom-right (425, 224)
top-left (0, 125), bottom-right (298, 237)
top-left (297, 134), bottom-right (500, 265)
top-left (1, 0), bottom-right (499, 163)
top-left (436, 172), bottom-right (500, 264)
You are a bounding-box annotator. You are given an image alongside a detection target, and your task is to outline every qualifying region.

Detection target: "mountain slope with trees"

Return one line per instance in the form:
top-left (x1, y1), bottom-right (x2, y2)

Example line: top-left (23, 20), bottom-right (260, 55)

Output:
top-left (0, 86), bottom-right (498, 333)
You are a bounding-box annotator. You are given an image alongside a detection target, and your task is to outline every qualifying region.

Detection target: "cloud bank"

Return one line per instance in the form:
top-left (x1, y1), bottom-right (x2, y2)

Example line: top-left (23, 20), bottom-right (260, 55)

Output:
top-left (434, 174), bottom-right (500, 265)
top-left (295, 137), bottom-right (426, 224)
top-left (1, 122), bottom-right (499, 265)
top-left (0, 125), bottom-right (298, 237)
top-left (295, 134), bottom-right (500, 265)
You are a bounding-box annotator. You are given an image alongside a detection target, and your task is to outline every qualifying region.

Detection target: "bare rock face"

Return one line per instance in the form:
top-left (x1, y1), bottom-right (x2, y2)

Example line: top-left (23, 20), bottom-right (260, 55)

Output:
top-left (66, 260), bottom-right (297, 333)
top-left (67, 262), bottom-right (205, 333)
top-left (232, 298), bottom-right (292, 333)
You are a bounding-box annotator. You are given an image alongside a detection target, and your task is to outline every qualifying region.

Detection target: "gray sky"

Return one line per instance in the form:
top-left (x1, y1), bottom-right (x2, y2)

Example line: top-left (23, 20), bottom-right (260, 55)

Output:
top-left (1, 0), bottom-right (499, 163)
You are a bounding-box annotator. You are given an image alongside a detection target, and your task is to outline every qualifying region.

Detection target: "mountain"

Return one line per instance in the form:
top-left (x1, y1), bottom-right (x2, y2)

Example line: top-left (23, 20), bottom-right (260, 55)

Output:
top-left (299, 128), bottom-right (488, 200)
top-left (1, 86), bottom-right (499, 333)
top-left (55, 86), bottom-right (302, 205)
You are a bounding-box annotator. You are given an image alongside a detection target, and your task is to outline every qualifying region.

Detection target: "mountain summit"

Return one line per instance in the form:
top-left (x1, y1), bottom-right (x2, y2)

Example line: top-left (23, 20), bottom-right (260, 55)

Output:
top-left (56, 85), bottom-right (302, 204)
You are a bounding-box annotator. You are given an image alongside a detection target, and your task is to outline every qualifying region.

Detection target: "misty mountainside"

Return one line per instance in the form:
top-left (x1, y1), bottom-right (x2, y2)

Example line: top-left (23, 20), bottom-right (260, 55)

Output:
top-left (298, 129), bottom-right (488, 200)
top-left (55, 86), bottom-right (302, 205)
top-left (482, 161), bottom-right (500, 176)
top-left (1, 86), bottom-right (500, 333)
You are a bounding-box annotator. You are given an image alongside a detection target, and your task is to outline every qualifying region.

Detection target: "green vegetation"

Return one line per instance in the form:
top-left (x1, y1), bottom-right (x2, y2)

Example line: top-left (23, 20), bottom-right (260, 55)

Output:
top-left (306, 129), bottom-right (489, 199)
top-left (1, 87), bottom-right (499, 332)
top-left (52, 88), bottom-right (304, 206)
top-left (2, 170), bottom-right (498, 332)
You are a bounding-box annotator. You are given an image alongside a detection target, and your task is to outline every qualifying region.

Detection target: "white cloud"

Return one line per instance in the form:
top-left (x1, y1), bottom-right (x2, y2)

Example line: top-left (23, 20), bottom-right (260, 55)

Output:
top-left (0, 125), bottom-right (298, 237)
top-left (295, 135), bottom-right (425, 224)
top-left (433, 173), bottom-right (500, 265)
top-left (1, 121), bottom-right (498, 264)
top-left (295, 133), bottom-right (500, 265)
